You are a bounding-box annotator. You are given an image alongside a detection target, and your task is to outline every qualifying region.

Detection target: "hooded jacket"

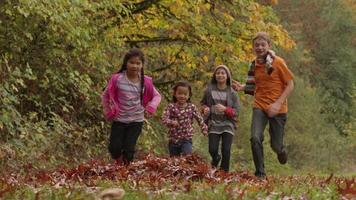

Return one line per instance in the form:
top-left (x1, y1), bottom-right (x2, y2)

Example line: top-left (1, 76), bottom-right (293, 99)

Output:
top-left (201, 65), bottom-right (240, 130)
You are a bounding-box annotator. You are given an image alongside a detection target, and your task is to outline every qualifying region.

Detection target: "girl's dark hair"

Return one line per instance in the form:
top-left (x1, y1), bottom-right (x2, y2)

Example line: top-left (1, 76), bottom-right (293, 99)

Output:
top-left (172, 81), bottom-right (192, 103)
top-left (118, 48), bottom-right (145, 73)
top-left (118, 48), bottom-right (145, 104)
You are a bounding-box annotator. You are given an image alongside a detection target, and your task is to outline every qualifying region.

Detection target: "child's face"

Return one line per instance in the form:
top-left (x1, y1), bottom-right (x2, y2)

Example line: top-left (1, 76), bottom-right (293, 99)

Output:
top-left (253, 38), bottom-right (270, 58)
top-left (126, 56), bottom-right (143, 76)
top-left (174, 86), bottom-right (190, 105)
top-left (215, 68), bottom-right (228, 85)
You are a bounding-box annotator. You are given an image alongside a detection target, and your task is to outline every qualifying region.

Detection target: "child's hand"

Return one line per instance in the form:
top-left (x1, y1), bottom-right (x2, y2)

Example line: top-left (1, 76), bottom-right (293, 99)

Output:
top-left (267, 101), bottom-right (282, 117)
top-left (202, 107), bottom-right (210, 116)
top-left (232, 80), bottom-right (245, 92)
top-left (145, 111), bottom-right (153, 118)
top-left (215, 104), bottom-right (226, 113)
top-left (203, 129), bottom-right (208, 136)
top-left (171, 120), bottom-right (179, 127)
top-left (232, 80), bottom-right (240, 91)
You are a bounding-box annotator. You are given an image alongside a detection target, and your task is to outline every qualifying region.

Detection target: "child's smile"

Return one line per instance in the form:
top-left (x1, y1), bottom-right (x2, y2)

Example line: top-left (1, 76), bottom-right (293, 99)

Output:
top-left (174, 86), bottom-right (190, 106)
top-left (253, 38), bottom-right (270, 58)
top-left (215, 68), bottom-right (228, 85)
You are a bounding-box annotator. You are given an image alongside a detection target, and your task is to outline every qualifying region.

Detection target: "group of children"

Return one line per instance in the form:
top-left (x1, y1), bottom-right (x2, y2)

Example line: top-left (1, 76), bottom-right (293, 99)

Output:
top-left (102, 32), bottom-right (294, 177)
top-left (161, 64), bottom-right (240, 172)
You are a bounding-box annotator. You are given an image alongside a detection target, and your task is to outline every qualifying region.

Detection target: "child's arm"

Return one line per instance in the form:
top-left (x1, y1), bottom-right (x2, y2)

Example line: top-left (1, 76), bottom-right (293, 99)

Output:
top-left (101, 75), bottom-right (117, 120)
top-left (200, 88), bottom-right (210, 117)
top-left (267, 79), bottom-right (294, 117)
top-left (232, 80), bottom-right (245, 92)
top-left (162, 104), bottom-right (178, 127)
top-left (229, 91), bottom-right (241, 119)
top-left (145, 86), bottom-right (161, 114)
top-left (218, 91), bottom-right (240, 119)
top-left (233, 50), bottom-right (276, 94)
top-left (192, 105), bottom-right (208, 136)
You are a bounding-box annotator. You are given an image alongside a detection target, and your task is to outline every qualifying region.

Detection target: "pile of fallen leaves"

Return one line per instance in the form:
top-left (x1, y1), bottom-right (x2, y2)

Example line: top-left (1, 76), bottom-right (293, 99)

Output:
top-left (0, 153), bottom-right (355, 199)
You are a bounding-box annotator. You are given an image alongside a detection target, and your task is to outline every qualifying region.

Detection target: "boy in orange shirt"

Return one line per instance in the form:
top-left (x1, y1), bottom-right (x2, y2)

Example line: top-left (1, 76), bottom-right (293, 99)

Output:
top-left (233, 32), bottom-right (294, 178)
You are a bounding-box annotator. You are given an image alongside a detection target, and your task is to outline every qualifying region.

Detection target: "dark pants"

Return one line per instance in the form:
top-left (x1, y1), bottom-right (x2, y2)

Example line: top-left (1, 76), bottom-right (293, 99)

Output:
top-left (250, 108), bottom-right (287, 176)
top-left (168, 139), bottom-right (193, 156)
top-left (108, 121), bottom-right (143, 163)
top-left (209, 132), bottom-right (233, 172)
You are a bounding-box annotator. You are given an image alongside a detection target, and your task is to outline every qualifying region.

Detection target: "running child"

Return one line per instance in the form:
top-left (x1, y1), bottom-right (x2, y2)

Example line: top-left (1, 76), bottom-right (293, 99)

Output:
top-left (102, 48), bottom-right (161, 164)
top-left (162, 81), bottom-right (208, 156)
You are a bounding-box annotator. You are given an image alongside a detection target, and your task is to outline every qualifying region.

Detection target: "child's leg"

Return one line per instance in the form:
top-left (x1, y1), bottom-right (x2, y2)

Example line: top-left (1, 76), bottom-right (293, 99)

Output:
top-left (220, 132), bottom-right (233, 172)
top-left (122, 121), bottom-right (144, 163)
top-left (250, 108), bottom-right (268, 177)
top-left (268, 113), bottom-right (287, 164)
top-left (181, 139), bottom-right (193, 155)
top-left (168, 141), bottom-right (181, 156)
top-left (108, 121), bottom-right (126, 160)
top-left (268, 113), bottom-right (287, 153)
top-left (209, 133), bottom-right (221, 167)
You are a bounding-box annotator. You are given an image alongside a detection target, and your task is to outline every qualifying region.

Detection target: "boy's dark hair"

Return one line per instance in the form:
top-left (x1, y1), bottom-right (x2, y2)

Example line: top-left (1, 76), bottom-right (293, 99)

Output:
top-left (118, 48), bottom-right (145, 104)
top-left (172, 81), bottom-right (192, 103)
top-left (252, 32), bottom-right (271, 45)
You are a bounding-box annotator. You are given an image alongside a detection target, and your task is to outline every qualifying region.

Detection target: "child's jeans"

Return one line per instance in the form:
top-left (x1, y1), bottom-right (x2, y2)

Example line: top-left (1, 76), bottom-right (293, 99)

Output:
top-left (250, 108), bottom-right (287, 177)
top-left (168, 139), bottom-right (193, 156)
top-left (109, 121), bottom-right (143, 163)
top-left (208, 132), bottom-right (233, 172)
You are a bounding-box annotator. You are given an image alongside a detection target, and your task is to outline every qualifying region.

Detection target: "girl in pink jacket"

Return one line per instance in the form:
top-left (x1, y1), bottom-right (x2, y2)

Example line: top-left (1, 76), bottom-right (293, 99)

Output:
top-left (102, 48), bottom-right (161, 164)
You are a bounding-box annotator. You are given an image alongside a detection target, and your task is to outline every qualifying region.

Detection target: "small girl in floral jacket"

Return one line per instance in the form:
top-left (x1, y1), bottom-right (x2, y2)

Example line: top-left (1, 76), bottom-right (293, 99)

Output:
top-left (162, 81), bottom-right (208, 156)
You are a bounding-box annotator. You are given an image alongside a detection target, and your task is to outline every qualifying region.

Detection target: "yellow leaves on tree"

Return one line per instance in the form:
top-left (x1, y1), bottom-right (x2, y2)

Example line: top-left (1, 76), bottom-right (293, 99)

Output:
top-left (267, 24), bottom-right (296, 50)
top-left (96, 0), bottom-right (295, 94)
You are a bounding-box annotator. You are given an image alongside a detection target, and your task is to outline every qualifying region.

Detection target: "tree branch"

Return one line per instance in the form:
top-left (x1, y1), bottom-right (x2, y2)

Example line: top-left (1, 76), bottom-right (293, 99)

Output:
top-left (98, 0), bottom-right (162, 32)
top-left (125, 37), bottom-right (190, 46)
top-left (130, 0), bottom-right (162, 15)
top-left (152, 45), bottom-right (185, 72)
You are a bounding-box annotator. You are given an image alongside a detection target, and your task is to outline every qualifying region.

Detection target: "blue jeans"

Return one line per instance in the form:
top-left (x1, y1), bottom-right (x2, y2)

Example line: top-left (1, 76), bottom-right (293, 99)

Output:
top-left (250, 108), bottom-right (287, 177)
top-left (168, 139), bottom-right (193, 156)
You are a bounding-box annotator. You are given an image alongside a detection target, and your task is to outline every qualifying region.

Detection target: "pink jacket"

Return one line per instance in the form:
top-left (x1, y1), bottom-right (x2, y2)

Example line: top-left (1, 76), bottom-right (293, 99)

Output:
top-left (102, 73), bottom-right (161, 120)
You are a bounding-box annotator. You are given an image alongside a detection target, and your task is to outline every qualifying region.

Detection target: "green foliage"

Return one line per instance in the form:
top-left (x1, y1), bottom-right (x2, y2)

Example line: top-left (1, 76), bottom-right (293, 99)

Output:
top-left (0, 0), bottom-right (293, 170)
top-left (286, 77), bottom-right (355, 171)
top-left (0, 0), bottom-right (133, 169)
top-left (0, 0), bottom-right (124, 138)
top-left (0, 112), bottom-right (108, 172)
top-left (275, 0), bottom-right (356, 135)
top-left (313, 1), bottom-right (356, 135)
top-left (113, 0), bottom-right (294, 89)
top-left (0, 0), bottom-right (354, 178)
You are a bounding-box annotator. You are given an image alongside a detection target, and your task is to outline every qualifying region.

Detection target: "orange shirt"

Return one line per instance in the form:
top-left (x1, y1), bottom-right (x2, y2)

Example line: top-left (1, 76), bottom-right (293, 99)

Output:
top-left (253, 56), bottom-right (293, 113)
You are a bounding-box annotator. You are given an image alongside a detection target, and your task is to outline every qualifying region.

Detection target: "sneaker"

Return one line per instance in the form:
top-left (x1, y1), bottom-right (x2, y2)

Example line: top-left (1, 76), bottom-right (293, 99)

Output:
top-left (114, 158), bottom-right (123, 166)
top-left (255, 172), bottom-right (266, 180)
top-left (277, 150), bottom-right (288, 164)
top-left (114, 155), bottom-right (124, 166)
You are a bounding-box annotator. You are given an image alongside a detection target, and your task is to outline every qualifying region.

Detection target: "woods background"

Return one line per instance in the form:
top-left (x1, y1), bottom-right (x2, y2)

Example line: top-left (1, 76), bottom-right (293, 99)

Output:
top-left (0, 0), bottom-right (355, 176)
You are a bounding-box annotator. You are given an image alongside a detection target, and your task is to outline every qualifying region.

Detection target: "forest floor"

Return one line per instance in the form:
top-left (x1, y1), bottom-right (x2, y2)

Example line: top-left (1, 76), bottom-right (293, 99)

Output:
top-left (1, 153), bottom-right (355, 200)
